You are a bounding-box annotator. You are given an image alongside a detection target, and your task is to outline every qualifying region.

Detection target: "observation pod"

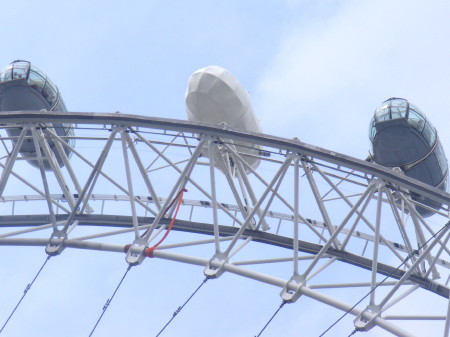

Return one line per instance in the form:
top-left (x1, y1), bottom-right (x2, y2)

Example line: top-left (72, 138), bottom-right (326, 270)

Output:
top-left (369, 97), bottom-right (448, 217)
top-left (0, 60), bottom-right (74, 170)
top-left (185, 66), bottom-right (262, 174)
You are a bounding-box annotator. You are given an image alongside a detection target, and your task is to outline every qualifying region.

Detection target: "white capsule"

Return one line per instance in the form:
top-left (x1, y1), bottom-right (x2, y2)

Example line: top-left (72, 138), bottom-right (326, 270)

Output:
top-left (186, 66), bottom-right (261, 132)
top-left (185, 66), bottom-right (261, 173)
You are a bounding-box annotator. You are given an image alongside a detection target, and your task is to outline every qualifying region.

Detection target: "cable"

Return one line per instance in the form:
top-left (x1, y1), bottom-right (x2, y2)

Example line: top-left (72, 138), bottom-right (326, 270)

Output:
top-left (140, 188), bottom-right (186, 240)
top-left (319, 220), bottom-right (450, 337)
top-left (145, 189), bottom-right (186, 257)
top-left (88, 264), bottom-right (132, 337)
top-left (123, 189), bottom-right (186, 256)
top-left (155, 277), bottom-right (209, 337)
top-left (254, 300), bottom-right (287, 337)
top-left (0, 255), bottom-right (51, 334)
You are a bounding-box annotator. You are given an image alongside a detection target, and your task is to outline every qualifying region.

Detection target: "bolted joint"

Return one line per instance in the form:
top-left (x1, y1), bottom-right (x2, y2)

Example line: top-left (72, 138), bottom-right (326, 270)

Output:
top-left (111, 125), bottom-right (127, 133)
top-left (204, 253), bottom-right (228, 279)
top-left (353, 304), bottom-right (381, 332)
top-left (286, 152), bottom-right (303, 161)
top-left (280, 274), bottom-right (305, 303)
top-left (392, 166), bottom-right (403, 174)
top-left (368, 177), bottom-right (383, 188)
top-left (45, 231), bottom-right (67, 256)
top-left (125, 239), bottom-right (147, 266)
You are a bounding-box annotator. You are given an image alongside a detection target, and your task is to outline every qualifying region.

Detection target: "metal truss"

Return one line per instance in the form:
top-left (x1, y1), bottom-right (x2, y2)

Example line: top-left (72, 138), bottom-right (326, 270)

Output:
top-left (1, 111), bottom-right (450, 336)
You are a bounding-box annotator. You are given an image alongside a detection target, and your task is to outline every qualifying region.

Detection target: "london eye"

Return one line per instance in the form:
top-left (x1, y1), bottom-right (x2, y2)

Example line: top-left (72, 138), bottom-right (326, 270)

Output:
top-left (0, 60), bottom-right (450, 337)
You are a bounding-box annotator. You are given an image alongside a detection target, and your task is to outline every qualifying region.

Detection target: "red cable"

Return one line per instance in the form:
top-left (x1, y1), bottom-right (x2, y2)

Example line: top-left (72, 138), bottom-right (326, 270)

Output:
top-left (145, 189), bottom-right (186, 257)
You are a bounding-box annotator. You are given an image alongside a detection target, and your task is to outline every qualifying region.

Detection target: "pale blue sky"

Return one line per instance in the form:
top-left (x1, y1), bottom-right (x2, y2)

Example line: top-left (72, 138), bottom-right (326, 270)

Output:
top-left (1, 1), bottom-right (450, 336)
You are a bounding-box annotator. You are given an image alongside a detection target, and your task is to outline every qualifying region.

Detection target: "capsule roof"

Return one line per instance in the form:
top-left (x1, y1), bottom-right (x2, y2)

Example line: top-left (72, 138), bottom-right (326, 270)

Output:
top-left (373, 97), bottom-right (424, 122)
top-left (0, 60), bottom-right (66, 111)
top-left (369, 97), bottom-right (436, 147)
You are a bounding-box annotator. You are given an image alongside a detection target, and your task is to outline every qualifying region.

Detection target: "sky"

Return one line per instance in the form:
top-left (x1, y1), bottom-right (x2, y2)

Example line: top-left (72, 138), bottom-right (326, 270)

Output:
top-left (1, 0), bottom-right (450, 336)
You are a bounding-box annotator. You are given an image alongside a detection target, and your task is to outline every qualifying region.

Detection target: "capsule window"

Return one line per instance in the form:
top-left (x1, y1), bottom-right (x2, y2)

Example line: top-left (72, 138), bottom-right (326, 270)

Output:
top-left (53, 95), bottom-right (67, 112)
top-left (41, 80), bottom-right (58, 107)
top-left (439, 174), bottom-right (448, 192)
top-left (28, 70), bottom-right (46, 92)
top-left (0, 61), bottom-right (31, 82)
top-left (368, 119), bottom-right (377, 141)
top-left (0, 65), bottom-right (13, 82)
top-left (390, 107), bottom-right (402, 119)
top-left (407, 109), bottom-right (425, 132)
top-left (53, 99), bottom-right (66, 112)
top-left (62, 123), bottom-right (75, 150)
top-left (375, 107), bottom-right (390, 122)
top-left (422, 121), bottom-right (436, 146)
top-left (390, 101), bottom-right (407, 119)
top-left (12, 63), bottom-right (28, 80)
top-left (435, 141), bottom-right (448, 174)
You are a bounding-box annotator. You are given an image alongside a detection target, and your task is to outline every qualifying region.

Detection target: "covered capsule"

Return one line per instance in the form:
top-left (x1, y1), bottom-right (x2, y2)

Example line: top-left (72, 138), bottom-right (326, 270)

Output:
top-left (185, 66), bottom-right (262, 174)
top-left (369, 97), bottom-right (448, 217)
top-left (0, 60), bottom-right (74, 170)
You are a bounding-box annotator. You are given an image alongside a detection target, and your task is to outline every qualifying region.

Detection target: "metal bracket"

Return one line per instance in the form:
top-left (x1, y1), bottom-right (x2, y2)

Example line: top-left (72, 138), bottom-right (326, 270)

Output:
top-left (204, 253), bottom-right (228, 279)
top-left (280, 274), bottom-right (305, 303)
top-left (45, 231), bottom-right (67, 256)
top-left (353, 304), bottom-right (381, 331)
top-left (125, 238), bottom-right (147, 265)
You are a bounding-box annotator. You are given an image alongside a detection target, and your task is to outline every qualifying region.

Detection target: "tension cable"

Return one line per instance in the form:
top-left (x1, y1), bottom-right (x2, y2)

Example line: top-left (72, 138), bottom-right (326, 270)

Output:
top-left (0, 255), bottom-right (52, 334)
top-left (319, 220), bottom-right (450, 337)
top-left (254, 300), bottom-right (287, 337)
top-left (154, 277), bottom-right (209, 337)
top-left (141, 188), bottom-right (186, 241)
top-left (144, 189), bottom-right (186, 258)
top-left (88, 264), bottom-right (132, 337)
top-left (90, 190), bottom-right (184, 336)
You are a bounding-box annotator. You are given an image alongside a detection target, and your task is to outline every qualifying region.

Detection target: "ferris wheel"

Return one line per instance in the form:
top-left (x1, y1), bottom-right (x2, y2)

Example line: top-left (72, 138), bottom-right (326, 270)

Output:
top-left (0, 62), bottom-right (450, 337)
